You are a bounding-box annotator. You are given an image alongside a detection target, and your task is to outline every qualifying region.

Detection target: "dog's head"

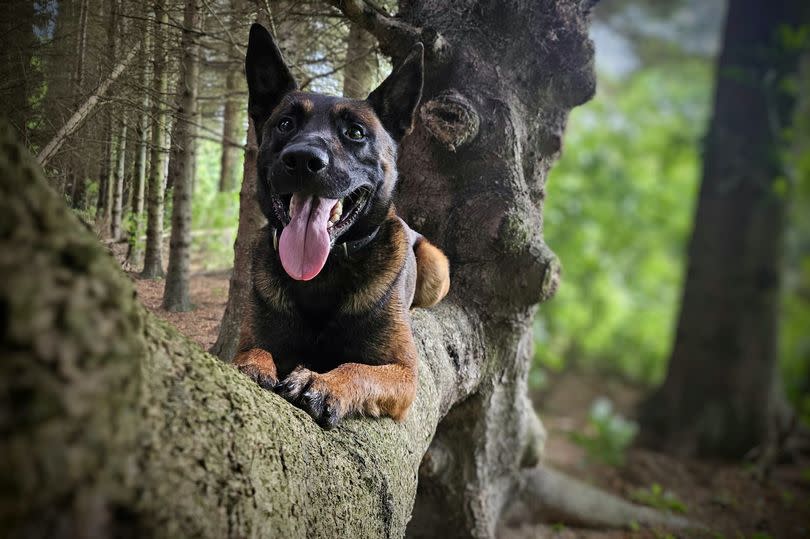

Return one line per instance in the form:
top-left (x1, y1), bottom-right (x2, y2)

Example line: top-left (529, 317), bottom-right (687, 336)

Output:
top-left (245, 23), bottom-right (423, 281)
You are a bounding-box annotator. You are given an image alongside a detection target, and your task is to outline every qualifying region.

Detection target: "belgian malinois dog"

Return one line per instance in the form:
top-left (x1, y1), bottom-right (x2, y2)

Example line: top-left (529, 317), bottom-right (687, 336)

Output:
top-left (232, 24), bottom-right (450, 429)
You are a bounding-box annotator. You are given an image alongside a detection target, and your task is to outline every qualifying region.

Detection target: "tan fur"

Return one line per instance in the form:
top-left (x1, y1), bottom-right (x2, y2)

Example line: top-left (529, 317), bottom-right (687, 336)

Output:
top-left (412, 238), bottom-right (450, 308)
top-left (232, 299), bottom-right (279, 387)
top-left (341, 212), bottom-right (408, 315)
top-left (233, 348), bottom-right (279, 388)
top-left (278, 301), bottom-right (418, 421)
top-left (299, 97), bottom-right (314, 114)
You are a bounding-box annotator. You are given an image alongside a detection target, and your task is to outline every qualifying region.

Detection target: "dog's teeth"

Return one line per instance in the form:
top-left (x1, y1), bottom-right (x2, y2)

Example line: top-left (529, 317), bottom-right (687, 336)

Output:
top-left (329, 199), bottom-right (343, 225)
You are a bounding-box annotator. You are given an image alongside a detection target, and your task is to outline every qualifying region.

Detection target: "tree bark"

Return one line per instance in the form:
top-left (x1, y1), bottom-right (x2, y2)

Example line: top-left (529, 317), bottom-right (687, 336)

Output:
top-left (218, 71), bottom-right (243, 192)
top-left (0, 2), bottom-right (40, 145)
top-left (1, 1), bottom-right (694, 538)
top-left (162, 0), bottom-right (202, 311)
top-left (343, 23), bottom-right (377, 98)
top-left (36, 7), bottom-right (139, 169)
top-left (210, 1), bottom-right (269, 361)
top-left (128, 30), bottom-right (152, 267)
top-left (111, 121), bottom-right (128, 240)
top-left (210, 118), bottom-right (263, 361)
top-left (218, 13), bottom-right (245, 196)
top-left (639, 0), bottom-right (809, 458)
top-left (141, 0), bottom-right (170, 279)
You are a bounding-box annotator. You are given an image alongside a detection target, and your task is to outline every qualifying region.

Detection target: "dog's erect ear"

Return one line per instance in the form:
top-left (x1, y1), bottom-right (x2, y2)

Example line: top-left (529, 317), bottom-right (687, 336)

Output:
top-left (367, 43), bottom-right (424, 141)
top-left (245, 23), bottom-right (297, 140)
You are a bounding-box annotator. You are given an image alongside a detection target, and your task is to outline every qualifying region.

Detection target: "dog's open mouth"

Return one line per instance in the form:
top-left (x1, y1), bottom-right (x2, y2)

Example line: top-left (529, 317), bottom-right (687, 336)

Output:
top-left (271, 187), bottom-right (371, 281)
top-left (271, 187), bottom-right (370, 240)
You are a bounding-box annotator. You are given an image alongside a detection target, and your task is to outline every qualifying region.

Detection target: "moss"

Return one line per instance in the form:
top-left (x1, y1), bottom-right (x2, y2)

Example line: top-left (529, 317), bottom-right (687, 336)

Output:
top-left (499, 211), bottom-right (533, 256)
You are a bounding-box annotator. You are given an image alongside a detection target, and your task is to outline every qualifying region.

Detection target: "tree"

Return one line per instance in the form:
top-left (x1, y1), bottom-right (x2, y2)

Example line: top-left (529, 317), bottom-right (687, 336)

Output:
top-left (111, 120), bottom-right (128, 240)
top-left (640, 0), bottom-right (810, 458)
top-left (2, 1), bottom-right (692, 537)
top-left (217, 0), bottom-right (247, 193)
top-left (0, 2), bottom-right (41, 146)
top-left (141, 0), bottom-right (171, 279)
top-left (343, 23), bottom-right (377, 98)
top-left (210, 1), bottom-right (270, 361)
top-left (162, 0), bottom-right (203, 311)
top-left (128, 30), bottom-right (153, 268)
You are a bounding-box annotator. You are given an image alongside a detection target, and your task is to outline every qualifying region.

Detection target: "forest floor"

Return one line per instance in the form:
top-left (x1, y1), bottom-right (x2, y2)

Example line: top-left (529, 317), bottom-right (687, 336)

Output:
top-left (129, 267), bottom-right (810, 539)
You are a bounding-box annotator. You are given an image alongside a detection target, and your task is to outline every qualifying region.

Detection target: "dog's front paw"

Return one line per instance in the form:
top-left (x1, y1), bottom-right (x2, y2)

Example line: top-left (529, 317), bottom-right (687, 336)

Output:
top-left (233, 349), bottom-right (278, 390)
top-left (278, 367), bottom-right (345, 429)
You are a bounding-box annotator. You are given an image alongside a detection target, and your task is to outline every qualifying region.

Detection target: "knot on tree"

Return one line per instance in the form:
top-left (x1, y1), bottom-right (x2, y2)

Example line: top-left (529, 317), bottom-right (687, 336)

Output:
top-left (539, 253), bottom-right (561, 302)
top-left (420, 90), bottom-right (479, 151)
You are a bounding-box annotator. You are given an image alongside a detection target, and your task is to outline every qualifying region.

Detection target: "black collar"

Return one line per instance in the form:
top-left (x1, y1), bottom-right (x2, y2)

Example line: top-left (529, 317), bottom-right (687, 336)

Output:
top-left (271, 225), bottom-right (380, 259)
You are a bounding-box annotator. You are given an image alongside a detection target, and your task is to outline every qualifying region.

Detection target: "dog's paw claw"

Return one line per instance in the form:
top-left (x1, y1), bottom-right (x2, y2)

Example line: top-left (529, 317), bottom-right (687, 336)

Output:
top-left (279, 367), bottom-right (345, 428)
top-left (237, 363), bottom-right (278, 391)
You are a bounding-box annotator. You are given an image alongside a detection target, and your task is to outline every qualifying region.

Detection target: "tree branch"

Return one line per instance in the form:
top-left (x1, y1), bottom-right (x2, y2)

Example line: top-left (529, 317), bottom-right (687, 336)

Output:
top-left (325, 0), bottom-right (450, 60)
top-left (36, 41), bottom-right (142, 167)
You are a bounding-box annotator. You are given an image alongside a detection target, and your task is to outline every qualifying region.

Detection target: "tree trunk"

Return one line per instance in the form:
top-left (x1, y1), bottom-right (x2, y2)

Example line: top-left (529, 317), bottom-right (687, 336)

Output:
top-left (639, 0), bottom-right (809, 458)
top-left (343, 23), bottom-right (377, 98)
top-left (1, 2), bottom-right (694, 538)
top-left (0, 2), bottom-right (40, 145)
top-left (210, 118), bottom-right (263, 360)
top-left (129, 30), bottom-right (152, 267)
top-left (162, 0), bottom-right (201, 311)
top-left (141, 0), bottom-right (170, 279)
top-left (218, 40), bottom-right (244, 193)
top-left (111, 121), bottom-right (127, 240)
top-left (210, 2), bottom-right (269, 360)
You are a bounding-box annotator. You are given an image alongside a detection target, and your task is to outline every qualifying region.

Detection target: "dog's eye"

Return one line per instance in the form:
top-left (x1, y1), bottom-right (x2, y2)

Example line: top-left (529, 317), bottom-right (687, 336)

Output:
top-left (344, 124), bottom-right (365, 141)
top-left (277, 117), bottom-right (294, 133)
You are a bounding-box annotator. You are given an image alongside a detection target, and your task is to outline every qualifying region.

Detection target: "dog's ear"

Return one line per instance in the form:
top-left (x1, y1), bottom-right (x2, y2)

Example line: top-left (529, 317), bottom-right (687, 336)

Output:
top-left (245, 23), bottom-right (297, 141)
top-left (367, 43), bottom-right (424, 141)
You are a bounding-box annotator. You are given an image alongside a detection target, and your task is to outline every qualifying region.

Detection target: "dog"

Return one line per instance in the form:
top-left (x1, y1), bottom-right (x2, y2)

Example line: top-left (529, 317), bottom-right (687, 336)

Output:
top-left (232, 24), bottom-right (450, 429)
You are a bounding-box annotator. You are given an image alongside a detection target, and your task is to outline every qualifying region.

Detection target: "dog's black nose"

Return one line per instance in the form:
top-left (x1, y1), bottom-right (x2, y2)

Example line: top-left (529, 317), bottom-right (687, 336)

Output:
top-left (280, 146), bottom-right (329, 175)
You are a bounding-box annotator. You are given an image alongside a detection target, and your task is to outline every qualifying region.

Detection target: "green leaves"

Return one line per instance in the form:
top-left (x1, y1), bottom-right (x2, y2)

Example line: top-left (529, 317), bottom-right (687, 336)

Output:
top-left (630, 483), bottom-right (687, 514)
top-left (570, 398), bottom-right (638, 466)
top-left (536, 62), bottom-right (710, 384)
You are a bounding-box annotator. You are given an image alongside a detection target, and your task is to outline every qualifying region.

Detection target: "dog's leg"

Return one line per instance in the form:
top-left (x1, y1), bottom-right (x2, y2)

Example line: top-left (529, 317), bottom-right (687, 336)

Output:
top-left (232, 309), bottom-right (279, 390)
top-left (412, 237), bottom-right (450, 308)
top-left (277, 319), bottom-right (418, 428)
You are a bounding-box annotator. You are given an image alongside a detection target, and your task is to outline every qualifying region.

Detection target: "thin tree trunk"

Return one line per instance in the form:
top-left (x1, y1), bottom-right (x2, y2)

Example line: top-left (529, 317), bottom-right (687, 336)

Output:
top-left (210, 0), bottom-right (268, 360)
top-left (218, 69), bottom-right (244, 192)
top-left (37, 11), bottom-right (139, 169)
top-left (639, 0), bottom-right (809, 458)
top-left (210, 118), bottom-right (262, 360)
top-left (343, 23), bottom-right (377, 98)
top-left (129, 30), bottom-right (152, 267)
top-left (111, 121), bottom-right (127, 240)
top-left (0, 2), bottom-right (39, 144)
top-left (218, 0), bottom-right (245, 195)
top-left (96, 134), bottom-right (110, 220)
top-left (162, 0), bottom-right (202, 311)
top-left (141, 0), bottom-right (170, 279)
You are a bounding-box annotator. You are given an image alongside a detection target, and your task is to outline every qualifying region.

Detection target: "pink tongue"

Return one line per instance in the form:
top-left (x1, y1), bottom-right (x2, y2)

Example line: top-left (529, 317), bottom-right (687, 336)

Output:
top-left (279, 193), bottom-right (337, 281)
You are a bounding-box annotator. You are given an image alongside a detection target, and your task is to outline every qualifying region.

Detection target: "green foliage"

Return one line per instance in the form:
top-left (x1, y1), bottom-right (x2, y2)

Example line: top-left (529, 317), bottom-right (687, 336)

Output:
top-left (629, 483), bottom-right (687, 514)
top-left (191, 138), bottom-right (240, 271)
top-left (569, 398), bottom-right (638, 466)
top-left (781, 52), bottom-right (810, 426)
top-left (535, 62), bottom-right (710, 384)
